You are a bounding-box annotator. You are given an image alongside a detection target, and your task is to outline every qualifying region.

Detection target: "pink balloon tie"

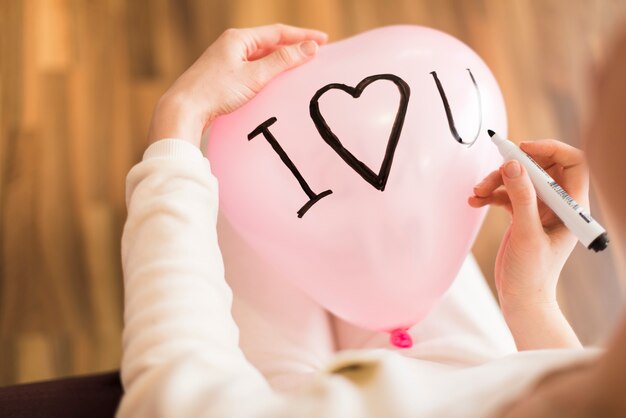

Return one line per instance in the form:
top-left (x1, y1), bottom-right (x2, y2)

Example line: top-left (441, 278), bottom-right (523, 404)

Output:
top-left (390, 328), bottom-right (413, 348)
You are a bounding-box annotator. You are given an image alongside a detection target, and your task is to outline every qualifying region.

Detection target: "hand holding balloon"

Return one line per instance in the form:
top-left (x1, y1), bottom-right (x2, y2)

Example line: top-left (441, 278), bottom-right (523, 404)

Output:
top-left (147, 24), bottom-right (328, 147)
top-left (469, 140), bottom-right (588, 350)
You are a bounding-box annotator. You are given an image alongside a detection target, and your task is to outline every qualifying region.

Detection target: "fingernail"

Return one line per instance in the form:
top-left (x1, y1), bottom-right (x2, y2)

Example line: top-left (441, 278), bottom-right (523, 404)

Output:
top-left (317, 31), bottom-right (329, 39)
top-left (299, 41), bottom-right (317, 56)
top-left (504, 160), bottom-right (521, 178)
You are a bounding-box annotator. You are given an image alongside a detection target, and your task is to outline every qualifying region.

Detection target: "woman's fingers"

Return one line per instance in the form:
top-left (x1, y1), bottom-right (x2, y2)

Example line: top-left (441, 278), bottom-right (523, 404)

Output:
top-left (473, 169), bottom-right (504, 197)
top-left (520, 139), bottom-right (586, 169)
top-left (468, 190), bottom-right (512, 212)
top-left (239, 24), bottom-right (328, 58)
top-left (250, 41), bottom-right (319, 89)
top-left (217, 24), bottom-right (328, 90)
top-left (520, 140), bottom-right (587, 182)
top-left (500, 160), bottom-right (544, 239)
top-left (470, 168), bottom-right (561, 227)
top-left (470, 168), bottom-right (508, 209)
top-left (470, 140), bottom-right (589, 244)
top-left (151, 24), bottom-right (328, 145)
top-left (470, 161), bottom-right (544, 237)
top-left (474, 140), bottom-right (588, 199)
top-left (247, 47), bottom-right (274, 61)
top-left (520, 139), bottom-right (589, 205)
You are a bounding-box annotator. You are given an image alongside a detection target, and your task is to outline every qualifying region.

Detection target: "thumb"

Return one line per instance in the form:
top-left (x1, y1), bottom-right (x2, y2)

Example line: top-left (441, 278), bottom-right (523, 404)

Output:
top-left (501, 160), bottom-right (543, 239)
top-left (251, 41), bottom-right (318, 87)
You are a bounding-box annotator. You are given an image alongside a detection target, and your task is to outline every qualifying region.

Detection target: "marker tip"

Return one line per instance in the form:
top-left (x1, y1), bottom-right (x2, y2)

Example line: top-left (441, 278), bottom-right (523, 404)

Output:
top-left (487, 129), bottom-right (496, 137)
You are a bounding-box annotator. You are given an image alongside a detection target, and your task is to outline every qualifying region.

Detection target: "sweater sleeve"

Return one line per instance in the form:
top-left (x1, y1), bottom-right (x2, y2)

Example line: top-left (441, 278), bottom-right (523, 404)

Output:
top-left (117, 139), bottom-right (282, 417)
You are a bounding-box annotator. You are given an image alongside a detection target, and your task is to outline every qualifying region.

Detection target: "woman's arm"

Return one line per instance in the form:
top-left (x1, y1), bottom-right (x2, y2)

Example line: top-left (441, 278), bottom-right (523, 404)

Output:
top-left (118, 25), bottom-right (328, 417)
top-left (469, 140), bottom-right (589, 350)
top-left (119, 139), bottom-right (277, 417)
top-left (148, 24), bottom-right (327, 147)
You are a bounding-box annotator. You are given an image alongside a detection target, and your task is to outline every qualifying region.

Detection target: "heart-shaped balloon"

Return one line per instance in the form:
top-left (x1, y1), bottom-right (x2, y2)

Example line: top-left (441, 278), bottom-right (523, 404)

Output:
top-left (207, 25), bottom-right (506, 347)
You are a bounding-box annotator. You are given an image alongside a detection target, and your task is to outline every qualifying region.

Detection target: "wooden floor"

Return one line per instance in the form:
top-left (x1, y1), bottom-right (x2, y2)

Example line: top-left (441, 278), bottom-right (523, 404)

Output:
top-left (1, 0), bottom-right (625, 386)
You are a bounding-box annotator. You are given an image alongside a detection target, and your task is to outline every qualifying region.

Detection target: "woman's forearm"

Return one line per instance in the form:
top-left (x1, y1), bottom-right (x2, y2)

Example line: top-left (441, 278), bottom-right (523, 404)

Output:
top-left (502, 302), bottom-right (582, 351)
top-left (147, 94), bottom-right (207, 147)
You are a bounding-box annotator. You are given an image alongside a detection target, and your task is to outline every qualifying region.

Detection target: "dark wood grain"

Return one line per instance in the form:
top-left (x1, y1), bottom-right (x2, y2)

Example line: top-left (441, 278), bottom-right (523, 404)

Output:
top-left (1, 0), bottom-right (625, 385)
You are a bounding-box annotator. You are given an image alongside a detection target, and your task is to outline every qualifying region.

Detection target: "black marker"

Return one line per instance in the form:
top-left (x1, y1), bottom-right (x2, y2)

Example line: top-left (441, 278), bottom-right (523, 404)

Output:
top-left (489, 130), bottom-right (609, 252)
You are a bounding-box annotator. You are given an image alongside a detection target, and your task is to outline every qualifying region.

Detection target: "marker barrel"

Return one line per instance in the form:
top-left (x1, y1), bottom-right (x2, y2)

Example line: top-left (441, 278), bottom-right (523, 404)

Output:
top-left (489, 131), bottom-right (608, 252)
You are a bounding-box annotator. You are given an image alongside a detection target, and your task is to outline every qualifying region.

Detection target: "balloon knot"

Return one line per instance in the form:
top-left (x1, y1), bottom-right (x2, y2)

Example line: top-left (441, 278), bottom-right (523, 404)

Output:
top-left (390, 328), bottom-right (413, 348)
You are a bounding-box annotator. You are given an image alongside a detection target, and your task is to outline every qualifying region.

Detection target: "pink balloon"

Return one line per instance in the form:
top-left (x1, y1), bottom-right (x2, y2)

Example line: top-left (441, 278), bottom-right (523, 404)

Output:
top-left (207, 25), bottom-right (506, 348)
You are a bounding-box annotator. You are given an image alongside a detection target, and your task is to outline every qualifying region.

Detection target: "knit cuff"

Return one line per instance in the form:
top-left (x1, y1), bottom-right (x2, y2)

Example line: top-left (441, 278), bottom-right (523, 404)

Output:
top-left (143, 139), bottom-right (206, 163)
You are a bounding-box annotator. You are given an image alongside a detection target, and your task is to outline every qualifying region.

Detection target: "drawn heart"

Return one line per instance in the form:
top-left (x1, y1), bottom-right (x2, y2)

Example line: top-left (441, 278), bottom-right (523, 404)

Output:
top-left (207, 25), bottom-right (506, 342)
top-left (309, 74), bottom-right (410, 191)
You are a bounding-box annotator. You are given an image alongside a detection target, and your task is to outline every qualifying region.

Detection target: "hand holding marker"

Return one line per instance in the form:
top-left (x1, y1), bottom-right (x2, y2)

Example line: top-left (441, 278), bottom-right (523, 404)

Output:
top-left (488, 130), bottom-right (609, 252)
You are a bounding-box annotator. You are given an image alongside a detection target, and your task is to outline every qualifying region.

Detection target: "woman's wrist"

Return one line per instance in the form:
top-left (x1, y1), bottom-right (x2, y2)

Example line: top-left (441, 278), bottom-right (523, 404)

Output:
top-left (500, 288), bottom-right (558, 317)
top-left (148, 93), bottom-right (210, 147)
top-left (502, 300), bottom-right (581, 350)
top-left (496, 264), bottom-right (562, 319)
top-left (501, 298), bottom-right (560, 322)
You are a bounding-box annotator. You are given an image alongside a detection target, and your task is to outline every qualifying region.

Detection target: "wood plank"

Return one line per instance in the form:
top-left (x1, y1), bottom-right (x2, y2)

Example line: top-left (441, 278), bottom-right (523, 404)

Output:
top-left (1, 0), bottom-right (625, 385)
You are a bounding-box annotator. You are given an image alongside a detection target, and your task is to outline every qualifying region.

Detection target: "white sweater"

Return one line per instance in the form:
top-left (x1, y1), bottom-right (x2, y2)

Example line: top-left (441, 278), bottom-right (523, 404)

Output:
top-left (117, 139), bottom-right (597, 418)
